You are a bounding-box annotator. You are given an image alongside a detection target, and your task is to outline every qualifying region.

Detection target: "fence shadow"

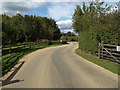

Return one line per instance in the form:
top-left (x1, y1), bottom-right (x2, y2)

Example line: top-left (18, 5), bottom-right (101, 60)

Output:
top-left (2, 61), bottom-right (25, 86)
top-left (3, 79), bottom-right (24, 86)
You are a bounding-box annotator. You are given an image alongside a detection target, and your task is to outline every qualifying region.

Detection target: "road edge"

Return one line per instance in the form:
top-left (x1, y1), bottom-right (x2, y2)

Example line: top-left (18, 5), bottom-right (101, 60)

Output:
top-left (2, 44), bottom-right (68, 81)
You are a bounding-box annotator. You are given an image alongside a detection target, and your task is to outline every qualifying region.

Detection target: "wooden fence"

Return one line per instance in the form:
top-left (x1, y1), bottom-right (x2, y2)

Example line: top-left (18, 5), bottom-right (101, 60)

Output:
top-left (2, 41), bottom-right (62, 75)
top-left (2, 40), bottom-right (62, 55)
top-left (98, 43), bottom-right (120, 63)
top-left (2, 42), bottom-right (36, 55)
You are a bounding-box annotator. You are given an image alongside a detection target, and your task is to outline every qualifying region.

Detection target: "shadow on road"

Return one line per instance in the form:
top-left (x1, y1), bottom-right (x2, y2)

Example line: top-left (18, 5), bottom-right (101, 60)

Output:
top-left (2, 61), bottom-right (25, 86)
top-left (3, 79), bottom-right (24, 86)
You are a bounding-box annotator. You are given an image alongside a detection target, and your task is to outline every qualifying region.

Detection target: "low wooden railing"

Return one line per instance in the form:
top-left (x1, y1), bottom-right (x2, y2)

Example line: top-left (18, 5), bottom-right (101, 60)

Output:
top-left (2, 42), bottom-right (35, 55)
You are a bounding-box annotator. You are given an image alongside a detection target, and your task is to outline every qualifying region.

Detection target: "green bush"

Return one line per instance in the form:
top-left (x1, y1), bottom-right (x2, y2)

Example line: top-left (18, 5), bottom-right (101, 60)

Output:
top-left (61, 36), bottom-right (78, 42)
top-left (36, 39), bottom-right (49, 45)
top-left (73, 1), bottom-right (119, 54)
top-left (78, 30), bottom-right (98, 54)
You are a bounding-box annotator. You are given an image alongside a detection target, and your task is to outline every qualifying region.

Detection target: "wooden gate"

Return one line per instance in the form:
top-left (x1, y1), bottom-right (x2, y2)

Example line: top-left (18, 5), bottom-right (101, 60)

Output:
top-left (98, 43), bottom-right (120, 63)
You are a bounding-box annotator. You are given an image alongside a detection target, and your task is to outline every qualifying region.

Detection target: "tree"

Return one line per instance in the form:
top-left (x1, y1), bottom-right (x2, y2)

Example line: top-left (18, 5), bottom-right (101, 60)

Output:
top-left (72, 0), bottom-right (119, 53)
top-left (72, 5), bottom-right (83, 33)
top-left (2, 14), bottom-right (61, 45)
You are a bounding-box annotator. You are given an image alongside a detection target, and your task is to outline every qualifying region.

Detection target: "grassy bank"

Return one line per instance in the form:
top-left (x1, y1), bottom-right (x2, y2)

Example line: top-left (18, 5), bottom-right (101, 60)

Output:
top-left (75, 48), bottom-right (119, 75)
top-left (2, 44), bottom-right (64, 75)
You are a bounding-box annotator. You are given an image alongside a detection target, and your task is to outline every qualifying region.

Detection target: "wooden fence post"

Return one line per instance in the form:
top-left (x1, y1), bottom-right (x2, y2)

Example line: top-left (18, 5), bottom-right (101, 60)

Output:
top-left (29, 42), bottom-right (31, 49)
top-left (98, 43), bottom-right (101, 59)
top-left (24, 43), bottom-right (25, 49)
top-left (9, 45), bottom-right (11, 54)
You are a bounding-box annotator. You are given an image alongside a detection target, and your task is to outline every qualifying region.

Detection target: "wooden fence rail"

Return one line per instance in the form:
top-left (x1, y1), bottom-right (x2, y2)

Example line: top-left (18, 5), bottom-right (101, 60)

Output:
top-left (98, 43), bottom-right (120, 63)
top-left (2, 42), bottom-right (39, 55)
top-left (2, 41), bottom-right (62, 55)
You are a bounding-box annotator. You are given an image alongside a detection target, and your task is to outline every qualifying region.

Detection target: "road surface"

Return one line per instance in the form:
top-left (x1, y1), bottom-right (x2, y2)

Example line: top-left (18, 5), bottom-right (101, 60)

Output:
top-left (3, 42), bottom-right (118, 88)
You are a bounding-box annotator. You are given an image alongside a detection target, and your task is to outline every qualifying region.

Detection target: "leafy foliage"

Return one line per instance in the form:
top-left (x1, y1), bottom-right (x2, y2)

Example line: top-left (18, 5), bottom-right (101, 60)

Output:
top-left (61, 32), bottom-right (78, 41)
top-left (2, 14), bottom-right (61, 45)
top-left (72, 1), bottom-right (119, 54)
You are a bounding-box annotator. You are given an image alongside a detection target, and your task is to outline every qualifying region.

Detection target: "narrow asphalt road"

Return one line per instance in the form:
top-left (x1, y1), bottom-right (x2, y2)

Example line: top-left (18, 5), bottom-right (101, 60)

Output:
top-left (3, 42), bottom-right (118, 88)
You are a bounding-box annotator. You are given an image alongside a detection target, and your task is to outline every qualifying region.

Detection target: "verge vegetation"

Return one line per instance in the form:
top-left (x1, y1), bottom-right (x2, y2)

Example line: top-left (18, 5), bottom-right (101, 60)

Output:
top-left (72, 0), bottom-right (119, 71)
top-left (75, 49), bottom-right (119, 75)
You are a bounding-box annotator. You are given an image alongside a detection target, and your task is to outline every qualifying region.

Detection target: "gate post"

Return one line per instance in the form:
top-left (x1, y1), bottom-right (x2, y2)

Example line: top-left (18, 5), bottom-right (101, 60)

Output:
top-left (98, 43), bottom-right (101, 59)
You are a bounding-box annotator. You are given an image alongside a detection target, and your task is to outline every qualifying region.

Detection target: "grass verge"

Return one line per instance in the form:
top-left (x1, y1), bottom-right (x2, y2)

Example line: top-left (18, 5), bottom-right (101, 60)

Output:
top-left (75, 48), bottom-right (119, 75)
top-left (2, 44), bottom-right (64, 75)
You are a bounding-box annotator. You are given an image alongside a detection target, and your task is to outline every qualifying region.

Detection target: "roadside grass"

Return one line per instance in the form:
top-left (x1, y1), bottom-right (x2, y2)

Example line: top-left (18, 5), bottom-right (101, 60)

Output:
top-left (2, 44), bottom-right (64, 75)
top-left (75, 48), bottom-right (119, 75)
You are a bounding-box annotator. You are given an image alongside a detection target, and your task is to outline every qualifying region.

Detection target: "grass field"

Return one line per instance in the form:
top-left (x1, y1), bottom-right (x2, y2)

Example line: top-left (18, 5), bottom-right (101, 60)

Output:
top-left (75, 48), bottom-right (119, 75)
top-left (2, 44), bottom-right (63, 75)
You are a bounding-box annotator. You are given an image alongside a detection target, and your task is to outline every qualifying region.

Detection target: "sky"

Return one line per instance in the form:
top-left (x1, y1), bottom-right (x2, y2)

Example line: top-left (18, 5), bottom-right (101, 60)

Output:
top-left (1, 0), bottom-right (119, 33)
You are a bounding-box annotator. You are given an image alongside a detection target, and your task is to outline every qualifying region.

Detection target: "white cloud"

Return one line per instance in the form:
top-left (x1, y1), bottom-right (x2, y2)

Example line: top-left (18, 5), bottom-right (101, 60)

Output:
top-left (1, 2), bottom-right (46, 16)
top-left (56, 20), bottom-right (74, 33)
top-left (2, 0), bottom-right (119, 2)
top-left (2, 0), bottom-right (45, 2)
top-left (1, 0), bottom-right (118, 16)
top-left (56, 20), bottom-right (73, 29)
top-left (61, 29), bottom-right (74, 33)
top-left (48, 3), bottom-right (76, 20)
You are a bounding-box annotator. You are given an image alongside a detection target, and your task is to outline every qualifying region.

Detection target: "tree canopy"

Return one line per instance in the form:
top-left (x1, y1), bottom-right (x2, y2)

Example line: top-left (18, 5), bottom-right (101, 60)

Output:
top-left (2, 14), bottom-right (61, 45)
top-left (72, 1), bottom-right (119, 53)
